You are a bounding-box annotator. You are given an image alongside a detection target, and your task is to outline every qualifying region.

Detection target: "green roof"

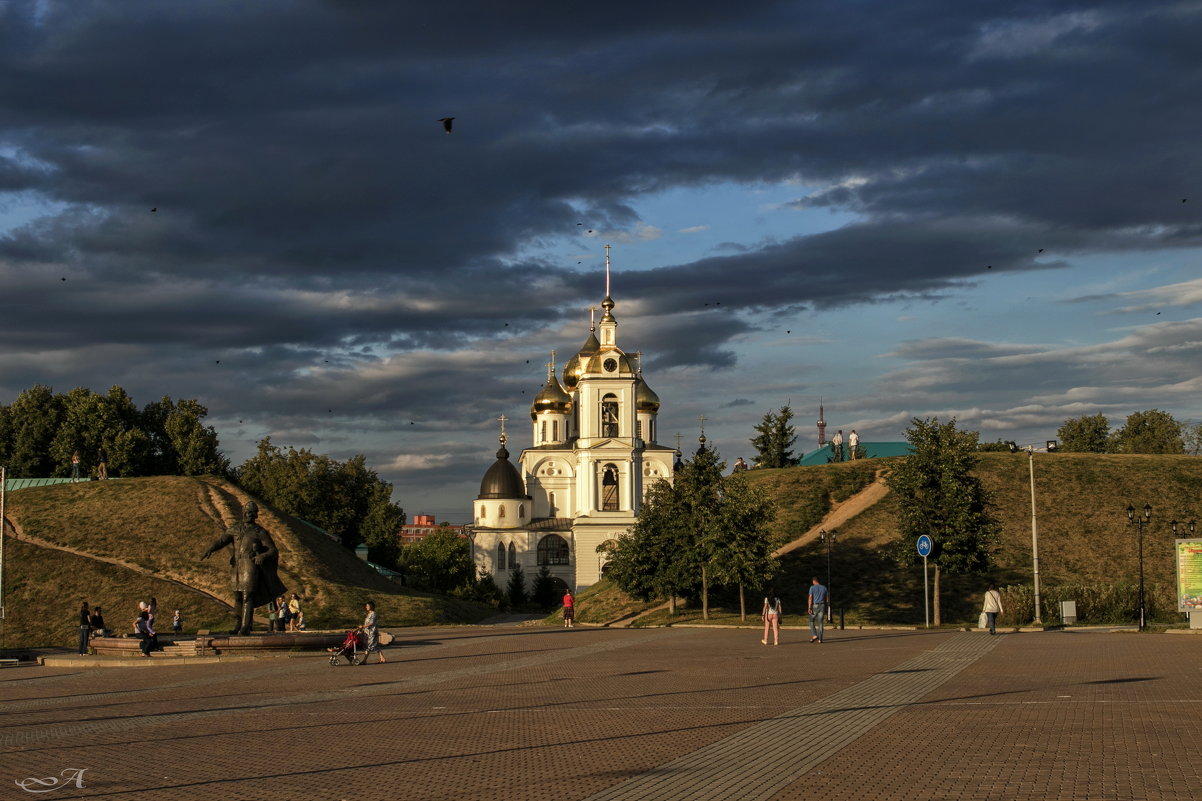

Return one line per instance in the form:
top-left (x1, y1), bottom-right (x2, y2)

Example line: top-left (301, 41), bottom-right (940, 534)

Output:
top-left (3, 477), bottom-right (103, 491)
top-left (797, 442), bottom-right (911, 466)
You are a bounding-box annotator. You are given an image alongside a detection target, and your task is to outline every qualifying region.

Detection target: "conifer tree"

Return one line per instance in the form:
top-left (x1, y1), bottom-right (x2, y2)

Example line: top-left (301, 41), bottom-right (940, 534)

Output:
top-left (750, 405), bottom-right (797, 468)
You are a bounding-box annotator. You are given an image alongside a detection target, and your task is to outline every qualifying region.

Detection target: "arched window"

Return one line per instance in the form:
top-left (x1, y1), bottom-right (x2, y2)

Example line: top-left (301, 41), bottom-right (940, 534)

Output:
top-left (552, 420), bottom-right (558, 442)
top-left (496, 542), bottom-right (506, 571)
top-left (602, 463), bottom-right (619, 511)
top-left (479, 505), bottom-right (486, 520)
top-left (537, 534), bottom-right (570, 566)
top-left (601, 393), bottom-right (619, 437)
top-left (540, 420), bottom-right (546, 444)
top-left (549, 492), bottom-right (557, 517)
top-left (519, 504), bottom-right (525, 520)
top-left (499, 505), bottom-right (506, 519)
top-left (508, 542), bottom-right (516, 569)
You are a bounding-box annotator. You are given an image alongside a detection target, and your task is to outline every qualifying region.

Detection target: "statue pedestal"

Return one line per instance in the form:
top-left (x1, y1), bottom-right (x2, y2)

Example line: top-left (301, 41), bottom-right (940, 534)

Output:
top-left (90, 632), bottom-right (346, 657)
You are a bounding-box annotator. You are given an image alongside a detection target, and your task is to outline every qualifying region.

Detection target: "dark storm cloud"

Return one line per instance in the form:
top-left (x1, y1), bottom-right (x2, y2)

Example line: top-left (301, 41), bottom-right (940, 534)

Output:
top-left (3, 0), bottom-right (1201, 509)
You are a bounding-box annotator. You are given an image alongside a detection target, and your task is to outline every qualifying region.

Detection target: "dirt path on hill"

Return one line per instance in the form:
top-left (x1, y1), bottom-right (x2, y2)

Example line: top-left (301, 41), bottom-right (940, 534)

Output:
top-left (772, 470), bottom-right (891, 557)
top-left (0, 513), bottom-right (233, 610)
top-left (609, 470), bottom-right (891, 627)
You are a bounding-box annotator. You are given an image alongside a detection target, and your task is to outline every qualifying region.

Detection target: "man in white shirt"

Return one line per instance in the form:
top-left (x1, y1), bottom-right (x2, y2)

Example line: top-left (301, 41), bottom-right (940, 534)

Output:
top-left (848, 430), bottom-right (860, 460)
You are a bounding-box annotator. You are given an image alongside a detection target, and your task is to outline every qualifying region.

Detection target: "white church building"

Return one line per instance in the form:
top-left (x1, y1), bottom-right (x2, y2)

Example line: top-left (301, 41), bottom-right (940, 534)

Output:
top-left (468, 252), bottom-right (677, 592)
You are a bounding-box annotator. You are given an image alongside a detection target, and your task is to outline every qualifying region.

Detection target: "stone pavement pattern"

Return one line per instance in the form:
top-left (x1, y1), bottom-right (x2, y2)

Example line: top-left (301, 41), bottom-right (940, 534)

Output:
top-left (1, 627), bottom-right (1199, 801)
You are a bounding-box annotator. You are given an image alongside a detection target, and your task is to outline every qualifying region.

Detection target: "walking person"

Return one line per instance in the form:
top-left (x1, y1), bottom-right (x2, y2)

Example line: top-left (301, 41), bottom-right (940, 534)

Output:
top-left (288, 594), bottom-right (301, 632)
top-left (848, 430), bottom-right (860, 460)
top-left (982, 584), bottom-right (1004, 635)
top-left (96, 447), bottom-right (108, 480)
top-left (831, 430), bottom-right (844, 462)
top-left (808, 576), bottom-right (828, 643)
top-left (71, 451), bottom-right (81, 482)
top-left (359, 601), bottom-right (386, 664)
top-left (761, 589), bottom-right (782, 646)
top-left (77, 602), bottom-right (92, 655)
top-left (562, 589), bottom-right (575, 628)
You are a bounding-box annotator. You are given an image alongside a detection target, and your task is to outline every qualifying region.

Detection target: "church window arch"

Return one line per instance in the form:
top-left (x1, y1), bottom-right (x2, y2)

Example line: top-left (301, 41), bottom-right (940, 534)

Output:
top-left (540, 420), bottom-right (546, 444)
top-left (496, 542), bottom-right (506, 571)
top-left (479, 505), bottom-right (486, 521)
top-left (552, 420), bottom-right (559, 442)
top-left (537, 534), bottom-right (570, 566)
top-left (508, 542), bottom-right (516, 569)
top-left (549, 492), bottom-right (557, 517)
top-left (599, 539), bottom-right (619, 575)
top-left (602, 463), bottom-right (620, 511)
top-left (519, 504), bottom-right (525, 520)
top-left (601, 394), bottom-right (619, 437)
top-left (499, 505), bottom-right (506, 520)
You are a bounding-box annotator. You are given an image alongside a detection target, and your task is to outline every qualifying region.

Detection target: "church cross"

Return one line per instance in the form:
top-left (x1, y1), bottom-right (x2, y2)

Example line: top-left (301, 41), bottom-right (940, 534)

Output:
top-left (698, 415), bottom-right (706, 437)
top-left (498, 414), bottom-right (508, 445)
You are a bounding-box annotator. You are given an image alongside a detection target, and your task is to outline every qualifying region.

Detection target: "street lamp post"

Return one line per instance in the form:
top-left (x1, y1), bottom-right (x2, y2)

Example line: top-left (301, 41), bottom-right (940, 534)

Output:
top-left (820, 528), bottom-right (836, 623)
top-left (1028, 449), bottom-right (1042, 624)
top-left (1126, 504), bottom-right (1152, 631)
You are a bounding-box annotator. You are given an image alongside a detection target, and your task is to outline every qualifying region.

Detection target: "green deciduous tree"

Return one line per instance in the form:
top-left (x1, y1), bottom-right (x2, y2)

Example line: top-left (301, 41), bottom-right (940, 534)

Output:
top-left (750, 405), bottom-right (797, 468)
top-left (4, 385), bottom-right (63, 476)
top-left (887, 417), bottom-right (1001, 626)
top-left (403, 529), bottom-right (474, 594)
top-left (1185, 422), bottom-right (1202, 456)
top-left (1109, 409), bottom-right (1184, 454)
top-left (603, 441), bottom-right (778, 619)
top-left (235, 437), bottom-right (404, 551)
top-left (1057, 413), bottom-right (1111, 453)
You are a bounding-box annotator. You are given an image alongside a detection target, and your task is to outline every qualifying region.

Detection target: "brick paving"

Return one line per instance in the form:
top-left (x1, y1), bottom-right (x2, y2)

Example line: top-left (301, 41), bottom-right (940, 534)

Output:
top-left (0, 627), bottom-right (1199, 800)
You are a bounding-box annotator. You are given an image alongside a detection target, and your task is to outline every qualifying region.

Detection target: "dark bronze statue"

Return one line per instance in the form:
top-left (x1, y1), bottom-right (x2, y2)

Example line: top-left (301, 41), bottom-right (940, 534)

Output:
top-left (200, 501), bottom-right (287, 635)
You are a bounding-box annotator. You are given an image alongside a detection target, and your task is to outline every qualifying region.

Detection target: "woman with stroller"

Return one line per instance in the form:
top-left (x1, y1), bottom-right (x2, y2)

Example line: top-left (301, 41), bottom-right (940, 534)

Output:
top-left (359, 601), bottom-right (385, 664)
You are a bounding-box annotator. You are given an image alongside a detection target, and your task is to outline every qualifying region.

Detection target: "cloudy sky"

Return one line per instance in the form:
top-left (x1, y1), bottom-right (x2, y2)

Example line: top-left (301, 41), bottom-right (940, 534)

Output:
top-left (2, 1), bottom-right (1200, 522)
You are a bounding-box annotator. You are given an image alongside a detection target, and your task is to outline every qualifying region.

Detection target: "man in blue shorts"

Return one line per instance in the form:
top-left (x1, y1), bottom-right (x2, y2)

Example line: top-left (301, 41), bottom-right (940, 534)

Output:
top-left (808, 576), bottom-right (828, 643)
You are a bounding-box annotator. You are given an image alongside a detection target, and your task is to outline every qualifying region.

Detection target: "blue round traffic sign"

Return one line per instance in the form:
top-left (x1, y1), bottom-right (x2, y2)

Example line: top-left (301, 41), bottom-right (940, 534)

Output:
top-left (917, 535), bottom-right (933, 557)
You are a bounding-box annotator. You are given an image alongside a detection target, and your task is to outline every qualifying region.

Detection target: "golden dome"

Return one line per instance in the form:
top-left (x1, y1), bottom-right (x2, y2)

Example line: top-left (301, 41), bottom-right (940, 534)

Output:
top-left (530, 374), bottom-right (572, 419)
top-left (562, 331), bottom-right (599, 390)
top-left (585, 349), bottom-right (634, 376)
top-left (635, 375), bottom-right (660, 413)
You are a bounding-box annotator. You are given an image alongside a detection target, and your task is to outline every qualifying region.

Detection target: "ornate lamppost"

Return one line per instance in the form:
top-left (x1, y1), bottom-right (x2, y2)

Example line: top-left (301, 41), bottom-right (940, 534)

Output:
top-left (819, 528), bottom-right (836, 623)
top-left (1126, 504), bottom-right (1152, 631)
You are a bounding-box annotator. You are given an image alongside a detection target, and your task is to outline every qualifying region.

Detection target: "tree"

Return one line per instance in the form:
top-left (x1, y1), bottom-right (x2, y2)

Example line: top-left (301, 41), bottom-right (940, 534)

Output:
top-left (708, 473), bottom-right (779, 620)
top-left (403, 529), bottom-right (473, 594)
top-left (750, 405), bottom-right (796, 468)
top-left (1057, 413), bottom-right (1110, 453)
top-left (142, 396), bottom-right (228, 475)
top-left (530, 566), bottom-right (559, 609)
top-left (236, 437), bottom-right (404, 549)
top-left (4, 385), bottom-right (63, 476)
top-left (602, 476), bottom-right (697, 613)
top-left (506, 563), bottom-right (528, 606)
top-left (1185, 422), bottom-right (1202, 457)
top-left (886, 417), bottom-right (1001, 626)
top-left (1109, 409), bottom-right (1185, 454)
top-left (603, 441), bottom-right (778, 619)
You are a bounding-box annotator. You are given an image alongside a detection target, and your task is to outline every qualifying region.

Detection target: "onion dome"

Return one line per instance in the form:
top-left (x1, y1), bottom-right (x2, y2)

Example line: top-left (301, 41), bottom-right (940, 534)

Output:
top-left (634, 375), bottom-right (661, 413)
top-left (530, 373), bottom-right (572, 419)
top-left (585, 349), bottom-right (635, 375)
top-left (600, 295), bottom-right (616, 322)
top-left (562, 330), bottom-right (600, 390)
top-left (478, 436), bottom-right (527, 499)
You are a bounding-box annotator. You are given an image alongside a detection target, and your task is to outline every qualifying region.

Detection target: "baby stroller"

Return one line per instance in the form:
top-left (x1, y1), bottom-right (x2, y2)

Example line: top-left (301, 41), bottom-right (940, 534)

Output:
top-left (328, 628), bottom-right (367, 666)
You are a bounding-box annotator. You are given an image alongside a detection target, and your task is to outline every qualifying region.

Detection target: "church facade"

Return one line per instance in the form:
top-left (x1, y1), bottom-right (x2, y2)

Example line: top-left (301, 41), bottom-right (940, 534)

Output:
top-left (468, 264), bottom-right (676, 592)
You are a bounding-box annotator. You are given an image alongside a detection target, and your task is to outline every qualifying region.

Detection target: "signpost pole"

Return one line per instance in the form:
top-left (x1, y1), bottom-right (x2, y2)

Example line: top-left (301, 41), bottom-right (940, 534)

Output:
top-left (923, 554), bottom-right (929, 629)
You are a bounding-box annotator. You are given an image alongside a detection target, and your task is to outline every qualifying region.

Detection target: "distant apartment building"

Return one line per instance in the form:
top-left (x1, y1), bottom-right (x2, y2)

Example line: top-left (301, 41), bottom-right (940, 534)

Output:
top-left (398, 514), bottom-right (466, 544)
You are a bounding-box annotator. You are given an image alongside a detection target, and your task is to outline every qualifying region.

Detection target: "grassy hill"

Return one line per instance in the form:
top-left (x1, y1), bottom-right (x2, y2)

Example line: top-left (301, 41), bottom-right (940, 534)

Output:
top-left (575, 453), bottom-right (1202, 629)
top-left (1, 476), bottom-right (490, 648)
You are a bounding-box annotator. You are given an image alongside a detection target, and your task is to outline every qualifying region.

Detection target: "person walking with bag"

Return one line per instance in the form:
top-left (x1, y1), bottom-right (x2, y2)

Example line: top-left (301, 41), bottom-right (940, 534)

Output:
top-left (982, 584), bottom-right (1004, 635)
top-left (761, 589), bottom-right (782, 646)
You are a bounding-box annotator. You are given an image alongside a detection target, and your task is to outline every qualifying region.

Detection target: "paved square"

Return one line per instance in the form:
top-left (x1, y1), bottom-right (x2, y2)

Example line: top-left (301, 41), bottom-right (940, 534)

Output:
top-left (1, 627), bottom-right (1199, 800)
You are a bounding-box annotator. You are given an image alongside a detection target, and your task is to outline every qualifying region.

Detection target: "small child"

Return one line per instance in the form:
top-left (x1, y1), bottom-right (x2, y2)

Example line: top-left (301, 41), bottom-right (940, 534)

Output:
top-left (172, 610), bottom-right (182, 634)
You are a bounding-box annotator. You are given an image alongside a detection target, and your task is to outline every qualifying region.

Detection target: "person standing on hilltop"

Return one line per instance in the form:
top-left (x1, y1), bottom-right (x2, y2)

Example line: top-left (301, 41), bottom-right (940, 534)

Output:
top-left (848, 430), bottom-right (860, 460)
top-left (200, 501), bottom-right (287, 635)
top-left (96, 447), bottom-right (108, 480)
